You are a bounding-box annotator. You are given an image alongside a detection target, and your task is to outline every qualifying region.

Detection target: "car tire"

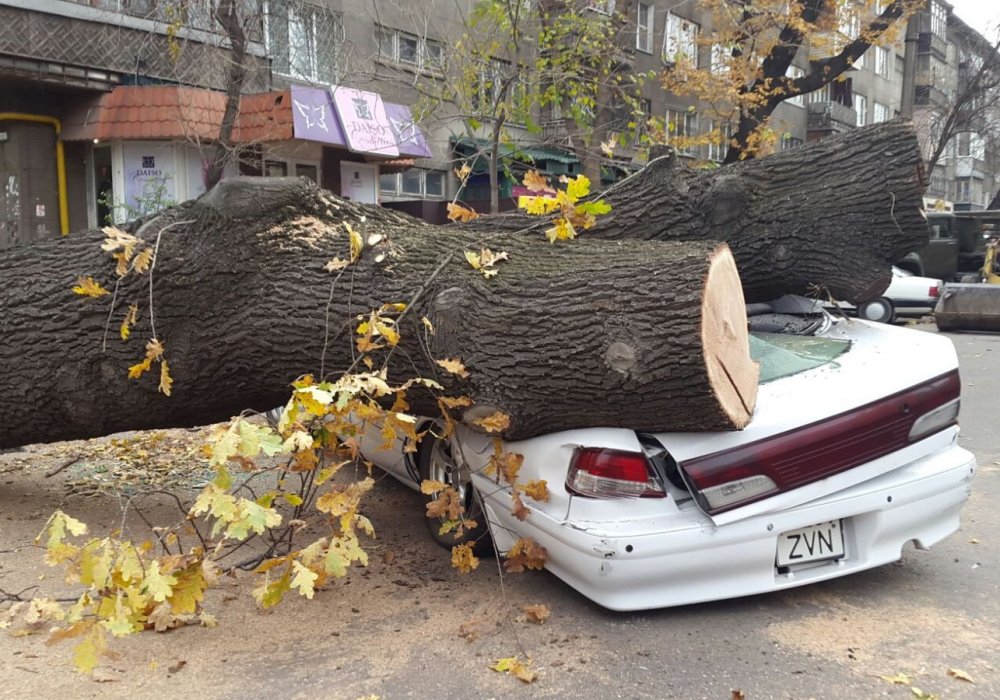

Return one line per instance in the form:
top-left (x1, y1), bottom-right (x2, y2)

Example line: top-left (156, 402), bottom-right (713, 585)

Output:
top-left (417, 433), bottom-right (491, 552)
top-left (857, 297), bottom-right (895, 323)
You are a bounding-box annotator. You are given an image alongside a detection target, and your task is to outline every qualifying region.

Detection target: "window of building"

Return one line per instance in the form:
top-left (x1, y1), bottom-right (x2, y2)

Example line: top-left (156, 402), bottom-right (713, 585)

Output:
top-left (957, 132), bottom-right (986, 159)
top-left (874, 46), bottom-right (890, 78)
top-left (666, 108), bottom-right (698, 156)
top-left (381, 169), bottom-right (447, 198)
top-left (265, 1), bottom-right (342, 83)
top-left (663, 13), bottom-right (699, 66)
top-left (637, 3), bottom-right (654, 53)
top-left (854, 93), bottom-right (867, 126)
top-left (872, 102), bottom-right (890, 123)
top-left (786, 65), bottom-right (805, 107)
top-left (930, 0), bottom-right (947, 39)
top-left (586, 0), bottom-right (616, 13)
top-left (706, 120), bottom-right (733, 162)
top-left (781, 134), bottom-right (803, 150)
top-left (377, 26), bottom-right (443, 72)
top-left (807, 84), bottom-right (831, 103)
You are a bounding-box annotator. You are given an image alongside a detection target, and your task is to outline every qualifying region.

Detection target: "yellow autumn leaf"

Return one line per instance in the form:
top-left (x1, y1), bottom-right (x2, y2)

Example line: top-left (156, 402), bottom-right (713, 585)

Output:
top-left (72, 276), bottom-right (110, 298)
top-left (73, 627), bottom-right (105, 674)
top-left (132, 248), bottom-right (154, 274)
top-left (521, 480), bottom-right (550, 502)
top-left (145, 338), bottom-right (165, 362)
top-left (346, 222), bottom-right (363, 262)
top-left (290, 560), bottom-right (318, 599)
top-left (143, 561), bottom-right (177, 602)
top-left (880, 673), bottom-right (912, 685)
top-left (325, 257), bottom-right (350, 272)
top-left (522, 169), bottom-right (554, 193)
top-left (490, 655), bottom-right (537, 683)
top-left (545, 218), bottom-right (577, 243)
top-left (436, 357), bottom-right (470, 379)
top-left (421, 316), bottom-right (435, 334)
top-left (447, 202), bottom-right (479, 223)
top-left (451, 543), bottom-right (480, 573)
top-left (519, 195), bottom-right (560, 216)
top-left (453, 163), bottom-right (472, 183)
top-left (563, 174), bottom-right (591, 200)
top-left (420, 479), bottom-right (448, 495)
top-left (128, 357), bottom-right (153, 379)
top-left (948, 668), bottom-right (975, 683)
top-left (464, 250), bottom-right (482, 270)
top-left (472, 411), bottom-right (510, 434)
top-left (158, 360), bottom-right (173, 396)
top-left (520, 603), bottom-right (550, 624)
top-left (120, 304), bottom-right (138, 341)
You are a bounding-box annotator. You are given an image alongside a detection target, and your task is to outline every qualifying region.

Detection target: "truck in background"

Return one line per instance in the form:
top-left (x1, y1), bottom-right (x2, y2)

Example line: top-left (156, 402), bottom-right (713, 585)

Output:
top-left (897, 198), bottom-right (1000, 282)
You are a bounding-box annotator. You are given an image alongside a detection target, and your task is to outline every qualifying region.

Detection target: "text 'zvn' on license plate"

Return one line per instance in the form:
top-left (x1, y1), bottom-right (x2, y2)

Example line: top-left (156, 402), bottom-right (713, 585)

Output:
top-left (776, 520), bottom-right (845, 567)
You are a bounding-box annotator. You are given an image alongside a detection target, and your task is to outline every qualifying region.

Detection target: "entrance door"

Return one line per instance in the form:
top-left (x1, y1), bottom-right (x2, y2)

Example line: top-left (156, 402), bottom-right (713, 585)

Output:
top-left (0, 121), bottom-right (60, 247)
top-left (93, 146), bottom-right (113, 227)
top-left (340, 162), bottom-right (377, 204)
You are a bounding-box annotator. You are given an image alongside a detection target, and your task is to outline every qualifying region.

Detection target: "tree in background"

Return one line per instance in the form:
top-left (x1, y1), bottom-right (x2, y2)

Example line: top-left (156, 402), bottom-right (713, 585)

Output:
top-left (402, 0), bottom-right (649, 213)
top-left (660, 0), bottom-right (922, 162)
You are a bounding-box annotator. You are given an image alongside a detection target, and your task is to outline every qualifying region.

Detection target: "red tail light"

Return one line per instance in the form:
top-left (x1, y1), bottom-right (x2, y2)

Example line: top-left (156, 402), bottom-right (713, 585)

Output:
top-left (930, 284), bottom-right (940, 298)
top-left (566, 448), bottom-right (665, 498)
top-left (681, 371), bottom-right (961, 515)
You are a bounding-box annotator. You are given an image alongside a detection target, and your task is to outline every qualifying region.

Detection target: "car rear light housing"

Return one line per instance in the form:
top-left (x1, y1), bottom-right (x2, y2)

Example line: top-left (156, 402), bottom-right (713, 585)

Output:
top-left (930, 284), bottom-right (941, 298)
top-left (680, 371), bottom-right (961, 515)
top-left (566, 447), bottom-right (666, 498)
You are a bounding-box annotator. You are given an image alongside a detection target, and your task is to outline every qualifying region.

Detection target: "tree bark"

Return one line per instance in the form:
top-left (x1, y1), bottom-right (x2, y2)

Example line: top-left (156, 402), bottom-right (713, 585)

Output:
top-left (465, 119), bottom-right (929, 304)
top-left (0, 178), bottom-right (757, 449)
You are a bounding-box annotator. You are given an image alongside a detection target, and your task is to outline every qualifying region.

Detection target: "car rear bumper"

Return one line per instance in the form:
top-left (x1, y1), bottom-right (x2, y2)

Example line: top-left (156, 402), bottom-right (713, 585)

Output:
top-left (481, 442), bottom-right (976, 611)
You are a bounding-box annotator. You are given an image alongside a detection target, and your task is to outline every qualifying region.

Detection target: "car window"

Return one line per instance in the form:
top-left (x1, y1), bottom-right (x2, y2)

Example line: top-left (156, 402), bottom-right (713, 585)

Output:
top-left (750, 332), bottom-right (851, 383)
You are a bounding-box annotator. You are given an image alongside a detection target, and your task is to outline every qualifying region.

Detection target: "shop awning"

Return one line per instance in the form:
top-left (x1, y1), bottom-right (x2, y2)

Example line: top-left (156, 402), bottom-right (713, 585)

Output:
top-left (61, 85), bottom-right (432, 162)
top-left (451, 137), bottom-right (580, 175)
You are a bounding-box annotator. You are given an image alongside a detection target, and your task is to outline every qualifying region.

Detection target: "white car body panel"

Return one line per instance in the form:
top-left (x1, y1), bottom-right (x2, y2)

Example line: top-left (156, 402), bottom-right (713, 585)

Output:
top-left (361, 316), bottom-right (976, 611)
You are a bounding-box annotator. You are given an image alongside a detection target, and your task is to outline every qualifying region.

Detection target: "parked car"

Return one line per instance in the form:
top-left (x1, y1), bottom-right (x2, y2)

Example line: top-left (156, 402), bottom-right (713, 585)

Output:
top-left (358, 309), bottom-right (975, 611)
top-left (856, 266), bottom-right (943, 323)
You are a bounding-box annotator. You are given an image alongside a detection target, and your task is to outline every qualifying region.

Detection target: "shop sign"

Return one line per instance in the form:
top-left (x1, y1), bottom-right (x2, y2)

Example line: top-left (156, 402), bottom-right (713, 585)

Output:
top-left (331, 86), bottom-right (399, 157)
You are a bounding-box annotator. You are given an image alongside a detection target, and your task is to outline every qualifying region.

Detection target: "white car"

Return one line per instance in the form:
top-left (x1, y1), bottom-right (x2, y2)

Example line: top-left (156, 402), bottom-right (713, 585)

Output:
top-left (856, 266), bottom-right (943, 323)
top-left (360, 311), bottom-right (975, 611)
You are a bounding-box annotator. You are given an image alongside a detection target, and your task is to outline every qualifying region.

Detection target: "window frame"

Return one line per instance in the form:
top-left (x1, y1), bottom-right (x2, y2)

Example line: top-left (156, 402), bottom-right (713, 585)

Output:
top-left (377, 25), bottom-right (445, 73)
top-left (854, 93), bottom-right (867, 126)
top-left (663, 12), bottom-right (699, 66)
top-left (380, 169), bottom-right (448, 199)
top-left (264, 0), bottom-right (343, 84)
top-left (636, 2), bottom-right (654, 53)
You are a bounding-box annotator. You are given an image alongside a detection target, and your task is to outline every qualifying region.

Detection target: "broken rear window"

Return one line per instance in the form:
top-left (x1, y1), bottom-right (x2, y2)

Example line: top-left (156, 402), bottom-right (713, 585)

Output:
top-left (749, 332), bottom-right (851, 383)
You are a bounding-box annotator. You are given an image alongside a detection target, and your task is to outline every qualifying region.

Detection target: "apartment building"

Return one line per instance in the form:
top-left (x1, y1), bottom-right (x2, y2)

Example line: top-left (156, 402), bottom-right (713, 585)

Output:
top-left (2, 0), bottom-right (998, 247)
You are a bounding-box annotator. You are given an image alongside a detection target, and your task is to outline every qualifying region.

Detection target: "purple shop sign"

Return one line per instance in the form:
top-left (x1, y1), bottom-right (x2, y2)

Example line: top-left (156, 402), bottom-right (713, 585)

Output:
top-left (331, 86), bottom-right (399, 157)
top-left (383, 102), bottom-right (432, 158)
top-left (290, 85), bottom-right (347, 146)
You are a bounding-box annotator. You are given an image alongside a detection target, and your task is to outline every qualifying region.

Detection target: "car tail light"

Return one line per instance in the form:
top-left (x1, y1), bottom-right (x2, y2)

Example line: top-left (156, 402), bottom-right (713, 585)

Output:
top-left (930, 284), bottom-right (940, 298)
top-left (566, 448), bottom-right (665, 498)
top-left (681, 371), bottom-right (961, 515)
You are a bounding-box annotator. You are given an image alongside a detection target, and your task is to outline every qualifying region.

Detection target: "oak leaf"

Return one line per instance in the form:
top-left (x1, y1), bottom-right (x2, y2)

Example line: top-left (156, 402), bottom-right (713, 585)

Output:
top-left (948, 668), bottom-right (974, 683)
top-left (346, 222), bottom-right (363, 262)
top-left (504, 537), bottom-right (548, 573)
top-left (158, 360), bottom-right (173, 396)
top-left (436, 357), bottom-right (470, 378)
top-left (119, 304), bottom-right (138, 341)
top-left (72, 276), bottom-right (110, 298)
top-left (490, 655), bottom-right (537, 683)
top-left (447, 202), bottom-right (479, 222)
top-left (521, 480), bottom-right (550, 502)
top-left (451, 543), bottom-right (480, 573)
top-left (520, 604), bottom-right (550, 624)
top-left (522, 169), bottom-right (555, 193)
top-left (472, 411), bottom-right (510, 434)
top-left (132, 248), bottom-right (154, 274)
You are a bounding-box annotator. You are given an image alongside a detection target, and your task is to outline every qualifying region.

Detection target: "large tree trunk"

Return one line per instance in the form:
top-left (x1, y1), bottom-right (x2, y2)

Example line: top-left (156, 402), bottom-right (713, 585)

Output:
top-left (0, 178), bottom-right (757, 449)
top-left (466, 119), bottom-right (929, 304)
top-left (0, 120), bottom-right (928, 449)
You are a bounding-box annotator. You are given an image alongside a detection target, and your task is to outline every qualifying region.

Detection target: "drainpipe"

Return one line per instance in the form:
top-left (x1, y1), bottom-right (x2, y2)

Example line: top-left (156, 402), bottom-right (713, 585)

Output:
top-left (0, 112), bottom-right (70, 235)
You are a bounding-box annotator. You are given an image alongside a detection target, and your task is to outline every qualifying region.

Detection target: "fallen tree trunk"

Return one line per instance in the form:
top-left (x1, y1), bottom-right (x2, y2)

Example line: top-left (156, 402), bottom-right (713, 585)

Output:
top-left (0, 120), bottom-right (927, 449)
top-left (464, 119), bottom-right (929, 304)
top-left (0, 178), bottom-right (757, 448)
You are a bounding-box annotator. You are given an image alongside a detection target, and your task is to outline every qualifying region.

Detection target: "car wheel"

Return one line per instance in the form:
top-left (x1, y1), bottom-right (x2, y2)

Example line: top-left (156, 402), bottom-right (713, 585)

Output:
top-left (417, 433), bottom-right (490, 551)
top-left (857, 297), bottom-right (895, 323)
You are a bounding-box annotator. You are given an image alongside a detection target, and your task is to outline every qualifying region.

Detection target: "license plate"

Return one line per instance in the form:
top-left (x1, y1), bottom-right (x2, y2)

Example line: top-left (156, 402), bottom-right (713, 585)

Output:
top-left (776, 520), bottom-right (845, 567)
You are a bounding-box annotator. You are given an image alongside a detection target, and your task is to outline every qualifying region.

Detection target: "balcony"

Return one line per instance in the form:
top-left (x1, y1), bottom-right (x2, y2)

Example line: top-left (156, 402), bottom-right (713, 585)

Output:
top-left (806, 101), bottom-right (857, 136)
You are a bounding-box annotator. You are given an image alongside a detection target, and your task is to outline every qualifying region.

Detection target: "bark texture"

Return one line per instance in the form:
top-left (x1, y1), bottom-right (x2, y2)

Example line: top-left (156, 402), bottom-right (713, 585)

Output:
top-left (465, 119), bottom-right (929, 304)
top-left (0, 178), bottom-right (755, 449)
